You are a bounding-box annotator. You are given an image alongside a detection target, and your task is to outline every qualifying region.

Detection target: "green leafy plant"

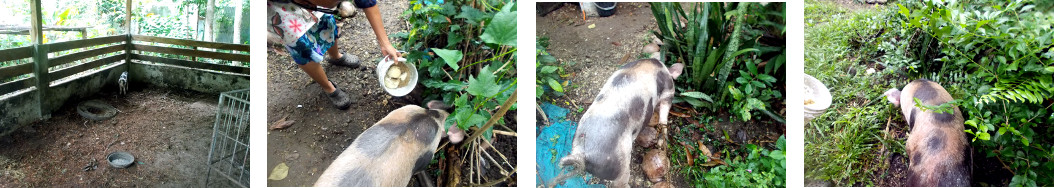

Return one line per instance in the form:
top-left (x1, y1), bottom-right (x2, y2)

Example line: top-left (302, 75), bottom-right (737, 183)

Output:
top-left (650, 2), bottom-right (785, 122)
top-left (894, 0), bottom-right (1054, 185)
top-left (680, 135), bottom-right (786, 188)
top-left (400, 0), bottom-right (517, 143)
top-left (536, 37), bottom-right (569, 100)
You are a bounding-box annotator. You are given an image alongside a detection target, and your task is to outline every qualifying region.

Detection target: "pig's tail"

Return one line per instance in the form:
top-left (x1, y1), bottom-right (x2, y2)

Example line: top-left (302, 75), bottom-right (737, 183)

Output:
top-left (546, 154), bottom-right (586, 188)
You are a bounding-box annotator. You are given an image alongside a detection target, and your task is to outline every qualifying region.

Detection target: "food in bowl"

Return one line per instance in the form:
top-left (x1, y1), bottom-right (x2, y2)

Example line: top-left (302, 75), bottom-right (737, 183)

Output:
top-left (384, 63), bottom-right (411, 89)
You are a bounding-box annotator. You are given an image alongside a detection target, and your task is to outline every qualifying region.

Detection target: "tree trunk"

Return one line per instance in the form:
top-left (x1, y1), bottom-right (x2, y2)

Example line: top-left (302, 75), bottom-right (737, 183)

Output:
top-left (232, 0), bottom-right (244, 44)
top-left (204, 0), bottom-right (216, 42)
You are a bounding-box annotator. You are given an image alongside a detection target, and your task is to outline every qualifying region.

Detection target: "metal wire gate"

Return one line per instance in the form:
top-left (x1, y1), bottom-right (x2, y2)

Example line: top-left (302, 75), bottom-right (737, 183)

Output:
top-left (205, 89), bottom-right (250, 187)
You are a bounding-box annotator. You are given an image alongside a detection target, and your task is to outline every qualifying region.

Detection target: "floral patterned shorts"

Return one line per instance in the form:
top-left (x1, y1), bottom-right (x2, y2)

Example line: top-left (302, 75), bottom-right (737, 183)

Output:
top-left (285, 14), bottom-right (339, 65)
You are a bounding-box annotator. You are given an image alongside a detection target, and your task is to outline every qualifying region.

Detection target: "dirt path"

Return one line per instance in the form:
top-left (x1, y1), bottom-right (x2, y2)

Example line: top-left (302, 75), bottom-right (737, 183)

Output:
top-left (537, 3), bottom-right (686, 187)
top-left (538, 3), bottom-right (787, 187)
top-left (0, 87), bottom-right (236, 187)
top-left (537, 2), bottom-right (658, 105)
top-left (265, 1), bottom-right (517, 186)
top-left (265, 1), bottom-right (410, 186)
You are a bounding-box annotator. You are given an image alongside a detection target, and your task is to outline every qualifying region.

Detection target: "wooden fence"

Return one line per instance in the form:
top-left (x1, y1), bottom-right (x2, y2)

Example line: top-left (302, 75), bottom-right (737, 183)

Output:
top-left (0, 34), bottom-right (249, 97)
top-left (0, 34), bottom-right (248, 133)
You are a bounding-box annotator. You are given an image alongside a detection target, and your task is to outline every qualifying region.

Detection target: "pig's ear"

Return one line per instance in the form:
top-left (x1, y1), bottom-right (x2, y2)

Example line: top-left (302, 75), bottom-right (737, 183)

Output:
top-left (427, 100), bottom-right (451, 111)
top-left (884, 88), bottom-right (902, 107)
top-left (668, 63), bottom-right (685, 79)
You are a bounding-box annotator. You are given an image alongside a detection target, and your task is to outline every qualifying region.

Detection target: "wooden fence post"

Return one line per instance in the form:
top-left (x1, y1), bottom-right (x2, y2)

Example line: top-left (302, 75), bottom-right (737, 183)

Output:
top-left (30, 0), bottom-right (49, 118)
top-left (125, 0), bottom-right (133, 69)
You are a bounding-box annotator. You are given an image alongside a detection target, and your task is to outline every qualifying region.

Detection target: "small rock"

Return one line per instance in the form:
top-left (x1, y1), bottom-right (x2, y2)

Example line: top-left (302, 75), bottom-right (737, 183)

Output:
top-left (866, 68), bottom-right (876, 75)
top-left (642, 149), bottom-right (669, 183)
top-left (635, 126), bottom-right (658, 148)
top-left (285, 153), bottom-right (300, 161)
top-left (643, 43), bottom-right (661, 53)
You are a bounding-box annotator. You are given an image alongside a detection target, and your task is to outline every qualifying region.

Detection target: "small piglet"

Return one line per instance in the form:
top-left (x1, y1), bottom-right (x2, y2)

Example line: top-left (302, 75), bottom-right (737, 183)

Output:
top-left (884, 79), bottom-right (971, 186)
top-left (119, 71), bottom-right (128, 95)
top-left (552, 59), bottom-right (683, 188)
top-left (314, 101), bottom-right (462, 187)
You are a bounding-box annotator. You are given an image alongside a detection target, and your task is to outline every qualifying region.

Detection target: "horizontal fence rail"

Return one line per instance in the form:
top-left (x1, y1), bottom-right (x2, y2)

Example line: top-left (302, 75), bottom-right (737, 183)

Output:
top-left (130, 35), bottom-right (249, 75)
top-left (0, 46), bottom-right (36, 95)
top-left (47, 35), bottom-right (129, 83)
top-left (1, 34), bottom-right (252, 97)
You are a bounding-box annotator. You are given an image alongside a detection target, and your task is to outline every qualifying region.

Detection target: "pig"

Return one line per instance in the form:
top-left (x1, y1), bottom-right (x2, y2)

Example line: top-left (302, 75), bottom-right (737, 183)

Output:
top-left (314, 100), bottom-right (462, 187)
top-left (119, 71), bottom-right (128, 95)
top-left (884, 79), bottom-right (971, 186)
top-left (549, 59), bottom-right (684, 188)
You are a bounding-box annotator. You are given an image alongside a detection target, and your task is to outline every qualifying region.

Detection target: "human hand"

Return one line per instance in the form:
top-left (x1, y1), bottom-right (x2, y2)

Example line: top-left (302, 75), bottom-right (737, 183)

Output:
top-left (381, 45), bottom-right (402, 60)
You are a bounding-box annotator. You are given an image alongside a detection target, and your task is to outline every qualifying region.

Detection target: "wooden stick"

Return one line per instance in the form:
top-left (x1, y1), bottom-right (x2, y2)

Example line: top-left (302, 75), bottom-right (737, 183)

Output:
top-left (463, 90), bottom-right (517, 149)
top-left (482, 135), bottom-right (515, 170)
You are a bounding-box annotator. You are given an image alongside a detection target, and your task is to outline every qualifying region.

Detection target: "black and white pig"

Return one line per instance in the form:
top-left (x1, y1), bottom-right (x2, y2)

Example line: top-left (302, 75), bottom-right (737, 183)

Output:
top-left (884, 79), bottom-right (971, 186)
top-left (314, 101), bottom-right (462, 187)
top-left (551, 59), bottom-right (684, 188)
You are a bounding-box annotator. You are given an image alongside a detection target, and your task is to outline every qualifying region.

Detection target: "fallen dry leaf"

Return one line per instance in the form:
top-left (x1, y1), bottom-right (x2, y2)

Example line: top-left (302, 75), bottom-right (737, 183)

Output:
top-left (269, 117), bottom-right (295, 130)
top-left (268, 163), bottom-right (289, 180)
top-left (699, 158), bottom-right (727, 167)
top-left (679, 141), bottom-right (694, 166)
top-left (697, 140), bottom-right (713, 160)
top-left (668, 111), bottom-right (690, 118)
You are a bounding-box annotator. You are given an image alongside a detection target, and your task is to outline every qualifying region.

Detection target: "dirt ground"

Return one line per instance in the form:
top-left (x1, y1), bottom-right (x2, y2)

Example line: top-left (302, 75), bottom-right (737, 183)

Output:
top-left (0, 87), bottom-right (238, 187)
top-left (265, 1), bottom-right (516, 186)
top-left (537, 2), bottom-right (785, 187)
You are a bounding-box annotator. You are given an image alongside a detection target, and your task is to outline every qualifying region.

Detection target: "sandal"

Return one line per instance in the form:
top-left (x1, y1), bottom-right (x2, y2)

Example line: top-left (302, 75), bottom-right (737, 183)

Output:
top-left (326, 81), bottom-right (356, 110)
top-left (328, 52), bottom-right (361, 68)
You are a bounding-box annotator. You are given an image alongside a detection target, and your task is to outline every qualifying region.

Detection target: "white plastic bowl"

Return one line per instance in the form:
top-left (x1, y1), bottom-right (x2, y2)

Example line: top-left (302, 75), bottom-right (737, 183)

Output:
top-left (376, 57), bottom-right (416, 97)
top-left (804, 74), bottom-right (832, 124)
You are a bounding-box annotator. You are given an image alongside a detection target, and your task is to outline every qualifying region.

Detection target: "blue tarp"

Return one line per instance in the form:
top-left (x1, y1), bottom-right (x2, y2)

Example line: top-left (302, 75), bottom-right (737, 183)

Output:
top-left (536, 103), bottom-right (605, 188)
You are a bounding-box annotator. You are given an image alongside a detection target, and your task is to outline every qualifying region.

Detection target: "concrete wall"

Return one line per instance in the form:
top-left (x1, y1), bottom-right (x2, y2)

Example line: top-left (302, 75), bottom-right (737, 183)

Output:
top-left (42, 62), bottom-right (127, 115)
top-left (0, 62), bottom-right (126, 137)
top-left (129, 62), bottom-right (249, 94)
top-left (0, 90), bottom-right (41, 137)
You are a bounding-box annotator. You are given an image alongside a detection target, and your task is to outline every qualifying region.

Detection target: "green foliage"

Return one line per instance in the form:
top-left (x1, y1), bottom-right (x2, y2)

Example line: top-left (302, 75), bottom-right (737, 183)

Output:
top-left (650, 2), bottom-right (785, 122)
top-left (894, 0), bottom-right (1054, 185)
top-left (535, 37), bottom-right (570, 100)
top-left (679, 135), bottom-right (786, 188)
top-left (401, 0), bottom-right (517, 141)
top-left (806, 0), bottom-right (1054, 185)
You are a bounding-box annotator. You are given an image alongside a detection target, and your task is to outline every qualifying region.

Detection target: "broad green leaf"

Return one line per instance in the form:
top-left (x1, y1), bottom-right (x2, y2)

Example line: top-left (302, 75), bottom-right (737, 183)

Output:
top-left (757, 74), bottom-right (777, 83)
top-left (728, 85), bottom-right (744, 100)
top-left (683, 97), bottom-right (707, 107)
top-left (898, 4), bottom-right (910, 17)
top-left (422, 79), bottom-right (465, 91)
top-left (431, 48), bottom-right (463, 70)
top-left (680, 91), bottom-right (714, 103)
top-left (540, 66), bottom-right (558, 74)
top-left (467, 66), bottom-right (501, 97)
top-left (977, 132), bottom-right (991, 140)
top-left (480, 2), bottom-right (517, 46)
top-left (547, 79), bottom-right (564, 92)
top-left (455, 5), bottom-right (488, 25)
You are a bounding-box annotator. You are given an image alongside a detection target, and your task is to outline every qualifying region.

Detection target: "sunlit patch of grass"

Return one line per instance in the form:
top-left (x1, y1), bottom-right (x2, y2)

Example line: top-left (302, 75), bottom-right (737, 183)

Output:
top-left (804, 0), bottom-right (909, 186)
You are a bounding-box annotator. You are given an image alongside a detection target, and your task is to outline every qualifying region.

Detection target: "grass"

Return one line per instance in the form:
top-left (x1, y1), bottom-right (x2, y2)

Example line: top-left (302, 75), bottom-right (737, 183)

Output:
top-left (803, 0), bottom-right (910, 186)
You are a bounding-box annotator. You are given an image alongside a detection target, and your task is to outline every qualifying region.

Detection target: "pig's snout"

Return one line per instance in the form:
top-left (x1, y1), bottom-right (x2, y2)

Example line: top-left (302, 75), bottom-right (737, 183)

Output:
top-left (884, 88), bottom-right (902, 107)
top-left (446, 123), bottom-right (465, 144)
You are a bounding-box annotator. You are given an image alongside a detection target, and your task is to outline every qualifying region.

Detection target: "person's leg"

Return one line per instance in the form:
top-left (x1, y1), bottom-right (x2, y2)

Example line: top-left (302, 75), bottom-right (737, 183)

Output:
top-left (298, 62), bottom-right (336, 93)
top-left (327, 42), bottom-right (343, 60)
top-left (319, 14), bottom-right (360, 67)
